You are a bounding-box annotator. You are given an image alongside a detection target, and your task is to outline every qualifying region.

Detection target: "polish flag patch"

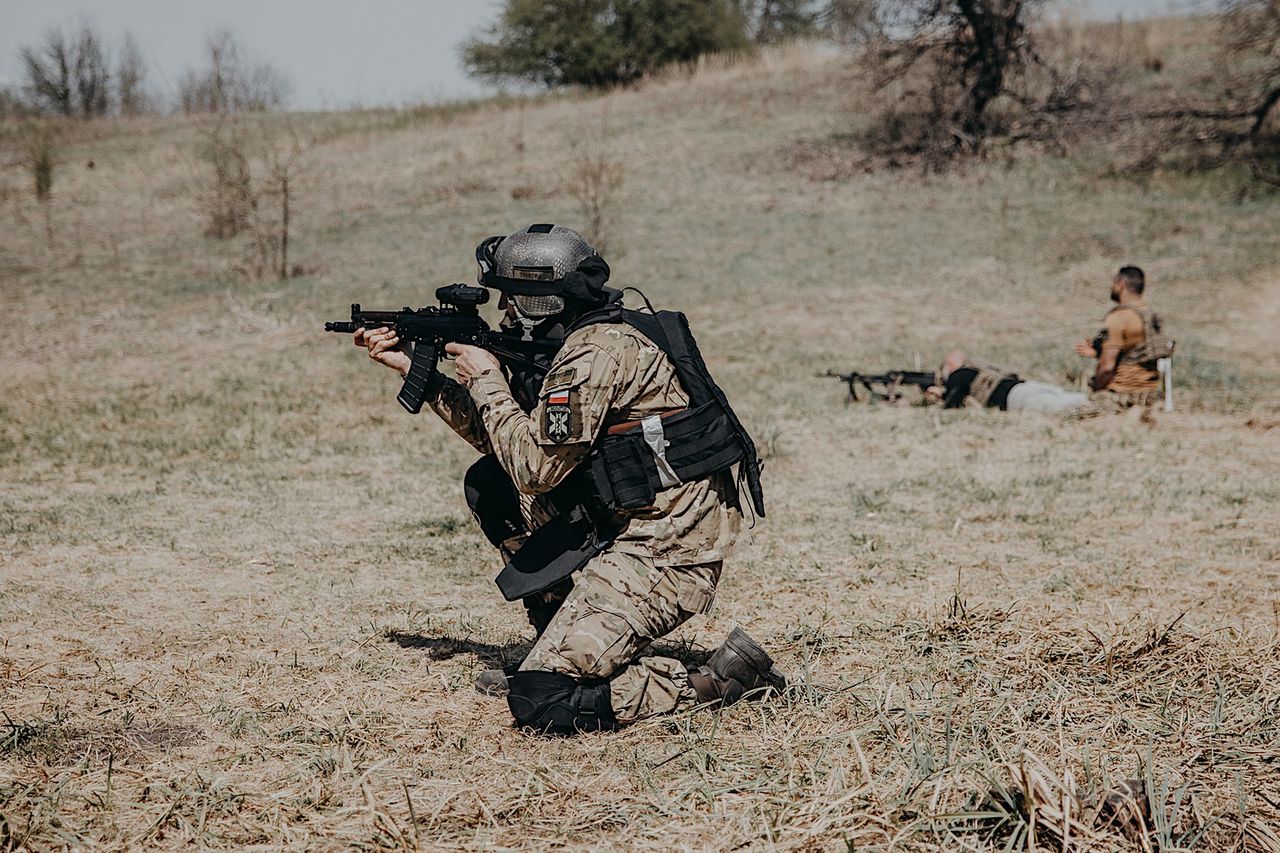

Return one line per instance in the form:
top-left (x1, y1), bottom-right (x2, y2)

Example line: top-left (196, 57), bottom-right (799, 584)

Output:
top-left (547, 391), bottom-right (570, 405)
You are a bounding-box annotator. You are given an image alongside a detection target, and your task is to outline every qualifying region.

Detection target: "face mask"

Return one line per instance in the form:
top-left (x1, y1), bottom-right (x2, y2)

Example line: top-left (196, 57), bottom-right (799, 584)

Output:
top-left (512, 293), bottom-right (566, 318)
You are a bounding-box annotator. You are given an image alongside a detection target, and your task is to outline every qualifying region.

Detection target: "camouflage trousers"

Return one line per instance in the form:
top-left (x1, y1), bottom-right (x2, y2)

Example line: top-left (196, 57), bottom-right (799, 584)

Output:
top-left (519, 551), bottom-right (720, 725)
top-left (1086, 387), bottom-right (1161, 415)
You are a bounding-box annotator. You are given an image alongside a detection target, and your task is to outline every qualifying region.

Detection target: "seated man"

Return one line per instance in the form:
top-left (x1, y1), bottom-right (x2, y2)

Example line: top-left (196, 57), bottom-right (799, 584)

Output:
top-left (1073, 265), bottom-right (1172, 412)
top-left (929, 350), bottom-right (1089, 413)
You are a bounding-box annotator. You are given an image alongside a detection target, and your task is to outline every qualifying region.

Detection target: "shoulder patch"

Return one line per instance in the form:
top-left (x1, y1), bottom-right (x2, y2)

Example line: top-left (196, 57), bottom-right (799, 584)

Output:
top-left (543, 366), bottom-right (577, 392)
top-left (543, 389), bottom-right (574, 443)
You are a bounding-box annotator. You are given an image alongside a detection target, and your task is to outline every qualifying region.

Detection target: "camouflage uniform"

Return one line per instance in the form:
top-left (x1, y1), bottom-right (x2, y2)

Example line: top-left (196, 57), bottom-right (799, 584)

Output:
top-left (429, 322), bottom-right (740, 724)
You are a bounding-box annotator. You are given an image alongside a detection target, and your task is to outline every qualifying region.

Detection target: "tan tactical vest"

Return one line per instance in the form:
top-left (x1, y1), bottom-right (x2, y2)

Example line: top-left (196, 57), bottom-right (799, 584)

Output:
top-left (1108, 305), bottom-right (1174, 366)
top-left (964, 361), bottom-right (1019, 406)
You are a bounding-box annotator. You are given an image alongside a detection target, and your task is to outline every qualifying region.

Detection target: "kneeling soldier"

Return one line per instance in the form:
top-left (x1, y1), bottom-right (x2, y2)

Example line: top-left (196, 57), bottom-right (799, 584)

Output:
top-left (357, 225), bottom-right (784, 733)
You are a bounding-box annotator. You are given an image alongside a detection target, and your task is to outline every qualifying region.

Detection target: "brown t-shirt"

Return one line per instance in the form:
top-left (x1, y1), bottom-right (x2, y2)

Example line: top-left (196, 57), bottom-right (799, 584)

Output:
top-left (1101, 305), bottom-right (1160, 393)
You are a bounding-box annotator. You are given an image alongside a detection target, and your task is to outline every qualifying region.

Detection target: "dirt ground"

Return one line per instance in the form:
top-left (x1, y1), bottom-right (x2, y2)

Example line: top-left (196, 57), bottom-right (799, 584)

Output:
top-left (2, 33), bottom-right (1279, 851)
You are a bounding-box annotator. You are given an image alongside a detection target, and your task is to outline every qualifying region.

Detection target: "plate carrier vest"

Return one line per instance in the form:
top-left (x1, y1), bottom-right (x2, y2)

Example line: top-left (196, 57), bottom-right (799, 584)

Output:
top-left (494, 304), bottom-right (764, 601)
top-left (963, 361), bottom-right (1020, 407)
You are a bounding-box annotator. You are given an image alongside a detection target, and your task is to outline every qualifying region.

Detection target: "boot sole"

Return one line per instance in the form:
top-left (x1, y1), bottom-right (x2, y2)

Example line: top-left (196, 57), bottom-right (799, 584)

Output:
top-left (724, 627), bottom-right (789, 692)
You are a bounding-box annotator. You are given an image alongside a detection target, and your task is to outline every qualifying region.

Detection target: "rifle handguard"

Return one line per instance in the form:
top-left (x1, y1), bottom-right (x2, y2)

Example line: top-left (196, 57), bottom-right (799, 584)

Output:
top-left (397, 341), bottom-right (443, 414)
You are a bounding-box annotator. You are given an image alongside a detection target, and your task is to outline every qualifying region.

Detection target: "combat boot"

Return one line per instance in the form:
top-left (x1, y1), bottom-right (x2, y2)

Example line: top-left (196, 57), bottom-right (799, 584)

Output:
top-left (687, 627), bottom-right (787, 707)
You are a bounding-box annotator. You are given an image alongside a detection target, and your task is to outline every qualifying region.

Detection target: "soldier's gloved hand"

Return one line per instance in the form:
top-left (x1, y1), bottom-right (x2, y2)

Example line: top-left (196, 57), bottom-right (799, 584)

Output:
top-left (445, 343), bottom-right (500, 386)
top-left (355, 326), bottom-right (412, 377)
top-left (1074, 339), bottom-right (1098, 358)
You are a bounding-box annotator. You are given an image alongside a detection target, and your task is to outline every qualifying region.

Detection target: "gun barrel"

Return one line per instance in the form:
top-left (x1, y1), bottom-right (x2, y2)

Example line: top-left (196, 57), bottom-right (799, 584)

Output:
top-left (325, 321), bottom-right (360, 333)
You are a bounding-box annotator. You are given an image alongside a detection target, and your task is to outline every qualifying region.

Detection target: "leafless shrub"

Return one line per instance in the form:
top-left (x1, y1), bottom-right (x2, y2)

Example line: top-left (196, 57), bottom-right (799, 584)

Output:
top-left (179, 30), bottom-right (290, 114)
top-left (194, 116), bottom-right (310, 280)
top-left (1066, 2), bottom-right (1280, 187)
top-left (198, 116), bottom-right (256, 239)
top-left (255, 127), bottom-right (308, 281)
top-left (568, 146), bottom-right (624, 258)
top-left (70, 24), bottom-right (110, 117)
top-left (21, 123), bottom-right (56, 202)
top-left (116, 31), bottom-right (148, 117)
top-left (14, 121), bottom-right (59, 247)
top-left (1216, 0), bottom-right (1280, 185)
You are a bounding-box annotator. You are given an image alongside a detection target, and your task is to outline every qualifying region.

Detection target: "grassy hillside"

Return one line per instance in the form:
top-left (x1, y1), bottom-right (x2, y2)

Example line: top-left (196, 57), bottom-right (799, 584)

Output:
top-left (1, 25), bottom-right (1279, 851)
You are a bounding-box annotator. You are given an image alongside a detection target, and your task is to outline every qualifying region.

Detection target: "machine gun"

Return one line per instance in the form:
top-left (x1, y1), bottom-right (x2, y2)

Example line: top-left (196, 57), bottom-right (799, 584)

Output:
top-left (325, 284), bottom-right (559, 414)
top-left (822, 369), bottom-right (937, 403)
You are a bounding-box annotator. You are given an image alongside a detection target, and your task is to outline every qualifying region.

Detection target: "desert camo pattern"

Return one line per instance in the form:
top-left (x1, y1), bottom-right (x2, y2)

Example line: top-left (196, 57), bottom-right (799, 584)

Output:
top-left (444, 319), bottom-right (740, 723)
top-left (465, 321), bottom-right (741, 567)
top-left (518, 552), bottom-right (720, 723)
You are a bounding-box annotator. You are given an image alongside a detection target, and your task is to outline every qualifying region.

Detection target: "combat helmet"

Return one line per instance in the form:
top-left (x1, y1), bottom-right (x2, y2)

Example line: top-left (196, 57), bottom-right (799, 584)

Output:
top-left (475, 224), bottom-right (608, 317)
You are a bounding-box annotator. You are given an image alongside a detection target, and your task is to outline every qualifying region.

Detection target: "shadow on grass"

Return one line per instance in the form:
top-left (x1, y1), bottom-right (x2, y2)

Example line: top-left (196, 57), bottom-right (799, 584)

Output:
top-left (385, 631), bottom-right (531, 667)
top-left (384, 631), bottom-right (714, 669)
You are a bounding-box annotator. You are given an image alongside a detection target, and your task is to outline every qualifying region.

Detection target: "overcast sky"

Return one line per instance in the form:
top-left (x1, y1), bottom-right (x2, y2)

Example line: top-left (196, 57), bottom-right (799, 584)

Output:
top-left (1, 0), bottom-right (1198, 111)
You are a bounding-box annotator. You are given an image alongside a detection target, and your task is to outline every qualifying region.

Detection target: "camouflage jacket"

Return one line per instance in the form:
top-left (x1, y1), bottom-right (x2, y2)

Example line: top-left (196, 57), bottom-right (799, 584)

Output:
top-left (429, 322), bottom-right (740, 566)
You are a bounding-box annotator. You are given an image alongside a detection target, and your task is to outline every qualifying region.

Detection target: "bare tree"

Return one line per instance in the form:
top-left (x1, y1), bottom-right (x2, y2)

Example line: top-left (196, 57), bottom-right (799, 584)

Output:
top-left (568, 145), bottom-right (625, 258)
top-left (21, 28), bottom-right (74, 116)
top-left (179, 30), bottom-right (290, 114)
top-left (262, 126), bottom-right (308, 280)
top-left (20, 23), bottom-right (114, 117)
top-left (870, 0), bottom-right (1042, 157)
top-left (72, 24), bottom-right (110, 117)
top-left (116, 31), bottom-right (148, 116)
top-left (199, 115), bottom-right (256, 239)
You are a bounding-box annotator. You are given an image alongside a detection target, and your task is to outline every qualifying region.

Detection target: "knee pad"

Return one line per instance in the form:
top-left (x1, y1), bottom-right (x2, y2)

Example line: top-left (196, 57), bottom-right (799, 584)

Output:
top-left (464, 455), bottom-right (526, 549)
top-left (507, 671), bottom-right (617, 734)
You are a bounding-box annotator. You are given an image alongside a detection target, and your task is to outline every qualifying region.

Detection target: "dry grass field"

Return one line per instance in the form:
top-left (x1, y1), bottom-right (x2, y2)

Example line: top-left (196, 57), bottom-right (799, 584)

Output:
top-left (2, 24), bottom-right (1279, 851)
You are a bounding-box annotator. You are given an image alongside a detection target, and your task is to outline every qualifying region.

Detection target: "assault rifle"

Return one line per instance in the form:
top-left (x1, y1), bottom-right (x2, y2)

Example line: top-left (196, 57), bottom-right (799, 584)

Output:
top-left (325, 284), bottom-right (558, 414)
top-left (823, 369), bottom-right (937, 402)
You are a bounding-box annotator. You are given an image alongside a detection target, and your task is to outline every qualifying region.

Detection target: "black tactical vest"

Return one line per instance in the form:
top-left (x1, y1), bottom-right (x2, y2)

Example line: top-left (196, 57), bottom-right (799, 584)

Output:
top-left (494, 304), bottom-right (764, 601)
top-left (573, 304), bottom-right (765, 518)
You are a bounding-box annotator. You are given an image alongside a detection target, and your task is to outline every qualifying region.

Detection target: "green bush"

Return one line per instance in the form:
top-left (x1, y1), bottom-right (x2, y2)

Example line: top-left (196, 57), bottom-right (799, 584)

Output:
top-left (461, 0), bottom-right (753, 88)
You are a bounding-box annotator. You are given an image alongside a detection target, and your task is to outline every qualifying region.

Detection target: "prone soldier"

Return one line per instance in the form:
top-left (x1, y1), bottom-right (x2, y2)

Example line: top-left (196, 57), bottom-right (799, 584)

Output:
top-left (927, 351), bottom-right (1089, 413)
top-left (354, 224), bottom-right (784, 734)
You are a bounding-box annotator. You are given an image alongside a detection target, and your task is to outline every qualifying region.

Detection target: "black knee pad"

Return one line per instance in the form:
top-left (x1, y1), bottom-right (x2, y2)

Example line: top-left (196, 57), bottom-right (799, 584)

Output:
top-left (464, 455), bottom-right (526, 550)
top-left (507, 671), bottom-right (617, 735)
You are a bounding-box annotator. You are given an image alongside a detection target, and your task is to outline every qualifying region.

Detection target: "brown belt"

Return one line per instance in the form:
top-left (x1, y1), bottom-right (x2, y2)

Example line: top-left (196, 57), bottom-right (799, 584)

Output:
top-left (606, 408), bottom-right (686, 436)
